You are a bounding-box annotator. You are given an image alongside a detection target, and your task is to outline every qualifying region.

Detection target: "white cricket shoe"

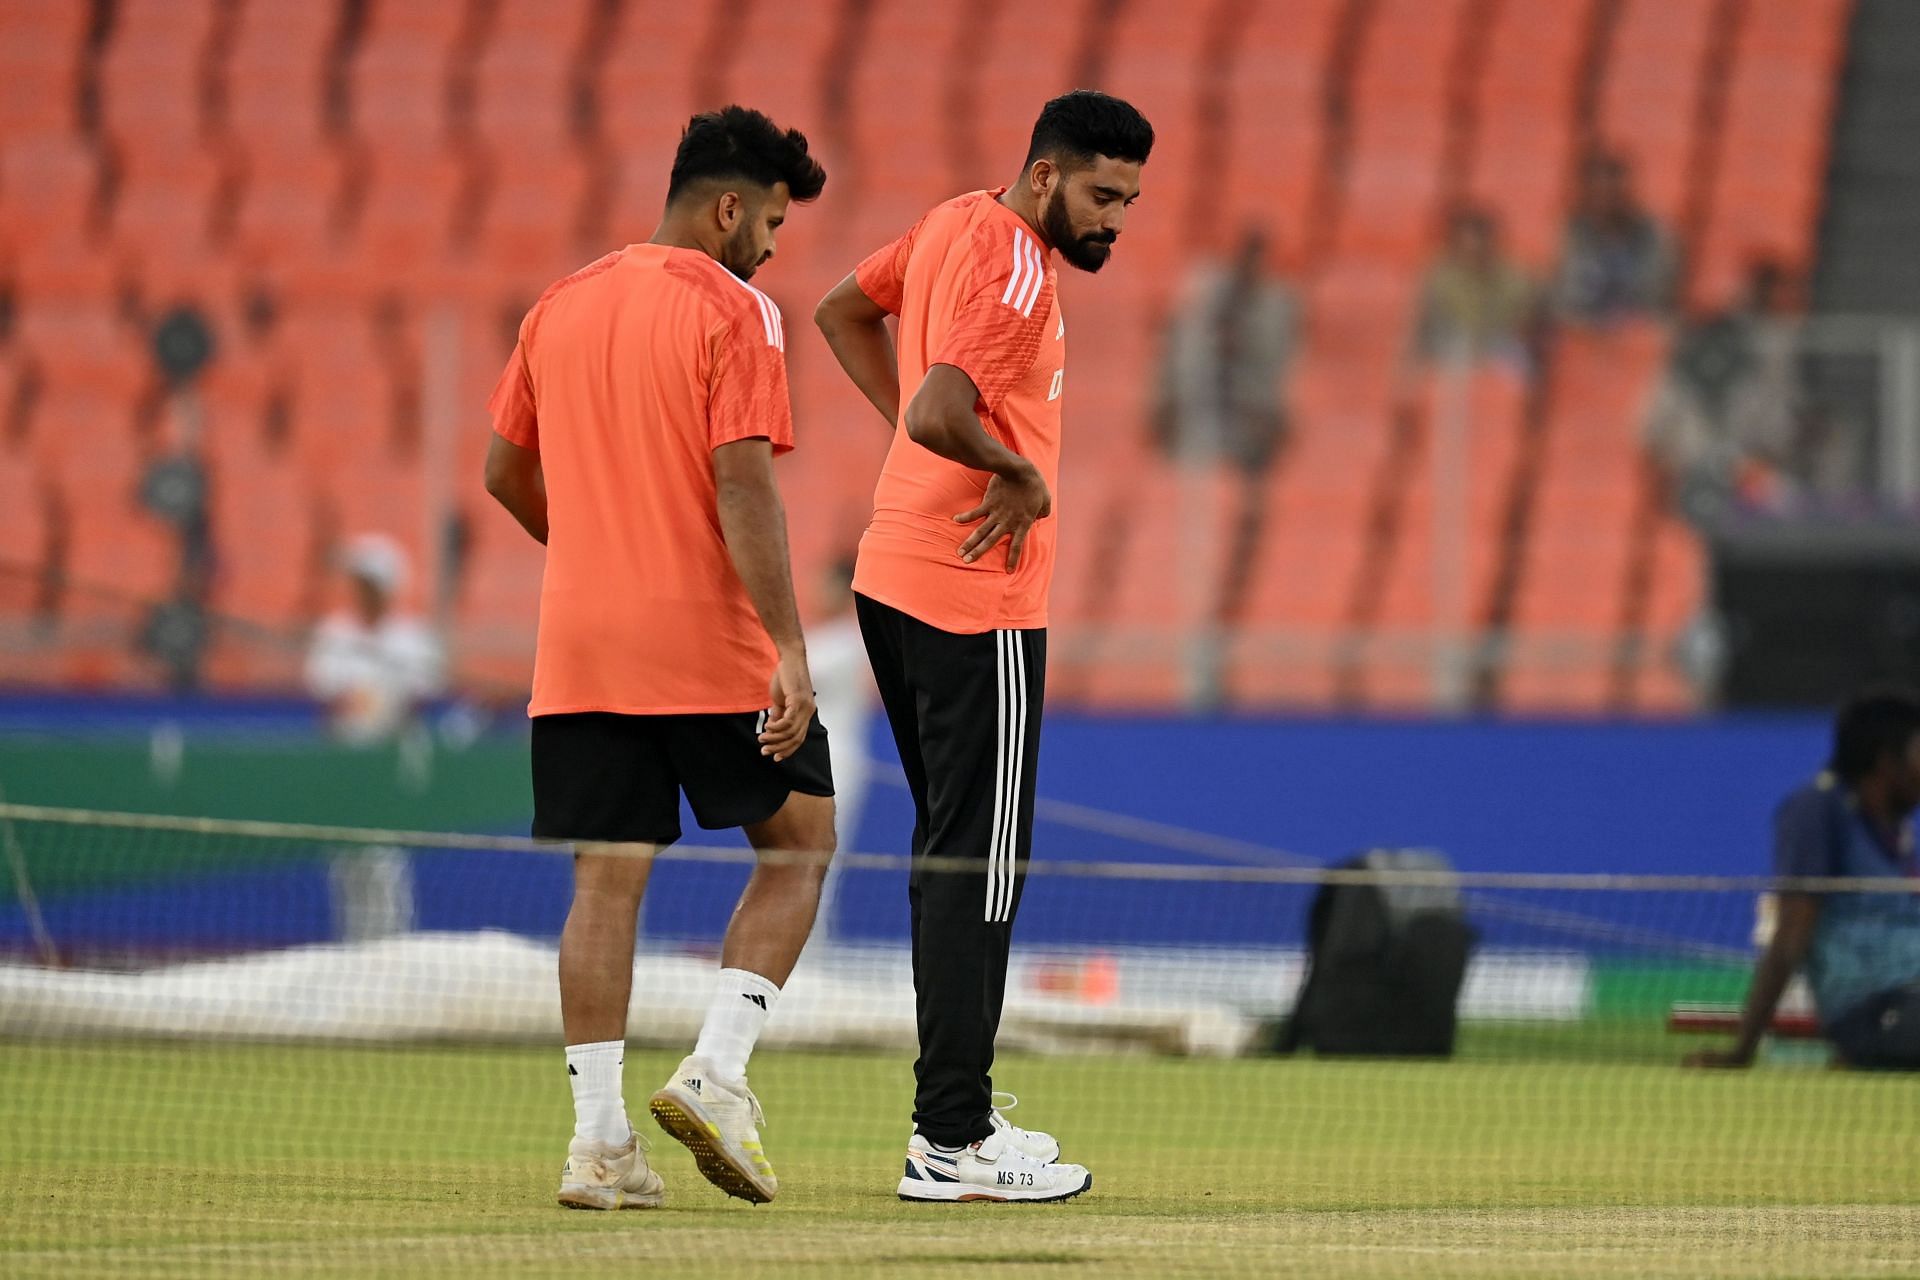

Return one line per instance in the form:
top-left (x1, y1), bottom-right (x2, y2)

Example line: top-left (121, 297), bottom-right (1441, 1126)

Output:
top-left (897, 1129), bottom-right (1092, 1203)
top-left (648, 1055), bottom-right (778, 1204)
top-left (556, 1131), bottom-right (666, 1210)
top-left (989, 1091), bottom-right (1061, 1164)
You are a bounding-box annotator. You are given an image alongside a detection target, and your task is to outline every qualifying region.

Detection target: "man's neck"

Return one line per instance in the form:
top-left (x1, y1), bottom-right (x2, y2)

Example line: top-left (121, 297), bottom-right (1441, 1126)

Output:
top-left (649, 217), bottom-right (722, 262)
top-left (997, 185), bottom-right (1049, 249)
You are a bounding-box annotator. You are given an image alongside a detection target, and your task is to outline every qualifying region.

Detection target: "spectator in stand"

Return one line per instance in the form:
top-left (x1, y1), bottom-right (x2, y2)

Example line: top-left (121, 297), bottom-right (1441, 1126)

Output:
top-left (1644, 259), bottom-right (1857, 512)
top-left (1552, 152), bottom-right (1678, 324)
top-left (1412, 207), bottom-right (1541, 375)
top-left (1152, 225), bottom-right (1298, 477)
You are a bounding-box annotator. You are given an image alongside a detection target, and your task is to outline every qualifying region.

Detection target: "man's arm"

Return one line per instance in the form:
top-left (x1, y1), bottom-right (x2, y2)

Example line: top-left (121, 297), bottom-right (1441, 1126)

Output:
top-left (1685, 892), bottom-right (1821, 1068)
top-left (484, 433), bottom-right (548, 544)
top-left (712, 437), bottom-right (814, 761)
top-left (902, 364), bottom-right (1052, 571)
top-left (814, 273), bottom-right (901, 429)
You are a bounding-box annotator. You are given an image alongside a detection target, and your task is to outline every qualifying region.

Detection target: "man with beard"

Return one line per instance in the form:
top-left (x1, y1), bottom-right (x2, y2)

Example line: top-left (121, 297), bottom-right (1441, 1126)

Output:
top-left (485, 106), bottom-right (833, 1209)
top-left (813, 90), bottom-right (1152, 1202)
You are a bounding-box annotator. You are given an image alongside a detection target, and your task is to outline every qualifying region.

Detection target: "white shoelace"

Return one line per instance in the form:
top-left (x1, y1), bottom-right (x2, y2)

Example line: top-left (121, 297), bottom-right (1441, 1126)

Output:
top-left (990, 1091), bottom-right (1041, 1138)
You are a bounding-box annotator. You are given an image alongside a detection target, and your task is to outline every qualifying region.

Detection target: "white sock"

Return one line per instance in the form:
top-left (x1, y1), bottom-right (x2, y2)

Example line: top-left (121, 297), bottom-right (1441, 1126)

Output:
top-left (692, 967), bottom-right (780, 1083)
top-left (565, 1040), bottom-right (630, 1145)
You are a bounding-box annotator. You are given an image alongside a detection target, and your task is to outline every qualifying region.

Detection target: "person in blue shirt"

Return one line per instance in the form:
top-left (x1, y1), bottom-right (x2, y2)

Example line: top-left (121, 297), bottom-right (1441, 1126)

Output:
top-left (1688, 687), bottom-right (1920, 1070)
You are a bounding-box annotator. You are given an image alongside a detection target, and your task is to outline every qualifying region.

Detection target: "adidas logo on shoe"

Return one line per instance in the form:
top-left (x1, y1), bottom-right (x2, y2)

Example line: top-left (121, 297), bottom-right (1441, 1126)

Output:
top-left (681, 1077), bottom-right (702, 1094)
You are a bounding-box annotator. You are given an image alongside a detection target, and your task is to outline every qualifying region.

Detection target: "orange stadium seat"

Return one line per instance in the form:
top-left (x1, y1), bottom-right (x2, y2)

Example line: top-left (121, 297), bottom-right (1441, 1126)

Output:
top-left (1496, 326), bottom-right (1665, 713)
top-left (1595, 0), bottom-right (1718, 228)
top-left (1630, 515), bottom-right (1707, 713)
top-left (33, 384), bottom-right (175, 615)
top-left (1358, 369), bottom-right (1526, 708)
top-left (1333, 0), bottom-right (1472, 264)
top-left (596, 0), bottom-right (708, 240)
top-left (108, 145), bottom-right (235, 300)
top-left (841, 0), bottom-right (975, 219)
top-left (95, 0), bottom-right (223, 155)
top-left (469, 0), bottom-right (596, 152)
top-left (0, 0), bottom-right (88, 137)
top-left (1219, 0), bottom-right (1342, 265)
top-left (1227, 486), bottom-right (1369, 707)
top-left (229, 146), bottom-right (352, 291)
top-left (219, 0), bottom-right (340, 150)
top-left (965, 0), bottom-right (1099, 182)
top-left (0, 427), bottom-right (53, 617)
top-left (1463, 0), bottom-right (1596, 272)
top-left (1096, 0), bottom-right (1218, 262)
top-left (1077, 460), bottom-right (1245, 708)
top-left (0, 134), bottom-right (107, 295)
top-left (714, 0), bottom-right (844, 143)
top-left (15, 299), bottom-right (149, 399)
top-left (471, 145), bottom-right (596, 291)
top-left (341, 144), bottom-right (472, 294)
top-left (345, 0), bottom-right (471, 155)
top-left (1689, 0), bottom-right (1852, 307)
top-left (203, 405), bottom-right (323, 627)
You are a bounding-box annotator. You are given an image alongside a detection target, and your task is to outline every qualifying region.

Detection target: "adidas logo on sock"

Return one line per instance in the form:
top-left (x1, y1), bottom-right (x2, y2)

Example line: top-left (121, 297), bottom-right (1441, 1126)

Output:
top-left (742, 992), bottom-right (768, 1010)
top-left (568, 1064), bottom-right (577, 1075)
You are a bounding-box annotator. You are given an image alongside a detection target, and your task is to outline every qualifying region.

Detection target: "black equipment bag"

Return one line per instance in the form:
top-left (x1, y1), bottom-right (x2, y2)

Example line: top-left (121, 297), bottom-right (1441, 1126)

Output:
top-left (1274, 849), bottom-right (1476, 1057)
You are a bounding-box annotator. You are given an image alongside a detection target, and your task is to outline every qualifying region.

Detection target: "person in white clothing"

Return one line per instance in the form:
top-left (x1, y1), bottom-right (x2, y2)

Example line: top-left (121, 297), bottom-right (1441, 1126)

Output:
top-left (303, 533), bottom-right (446, 940)
top-left (808, 557), bottom-right (876, 943)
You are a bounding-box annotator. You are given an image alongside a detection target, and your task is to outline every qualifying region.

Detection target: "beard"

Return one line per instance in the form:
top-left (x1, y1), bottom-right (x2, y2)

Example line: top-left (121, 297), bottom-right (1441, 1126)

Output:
top-left (723, 226), bottom-right (767, 280)
top-left (1042, 190), bottom-right (1116, 273)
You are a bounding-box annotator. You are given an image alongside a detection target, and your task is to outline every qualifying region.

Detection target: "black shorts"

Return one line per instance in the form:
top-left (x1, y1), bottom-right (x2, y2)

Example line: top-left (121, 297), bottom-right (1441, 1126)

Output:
top-left (530, 710), bottom-right (834, 845)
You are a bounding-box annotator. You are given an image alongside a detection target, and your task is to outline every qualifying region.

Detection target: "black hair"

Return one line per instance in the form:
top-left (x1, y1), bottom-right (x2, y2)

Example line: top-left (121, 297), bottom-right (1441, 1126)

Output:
top-left (1023, 90), bottom-right (1154, 173)
top-left (666, 105), bottom-right (827, 205)
top-left (1830, 687), bottom-right (1920, 783)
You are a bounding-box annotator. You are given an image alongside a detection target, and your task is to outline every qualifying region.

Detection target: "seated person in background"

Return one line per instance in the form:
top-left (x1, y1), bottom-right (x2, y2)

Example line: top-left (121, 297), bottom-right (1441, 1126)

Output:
top-left (1151, 225), bottom-right (1298, 478)
top-left (1643, 259), bottom-right (1833, 511)
top-left (1412, 207), bottom-right (1539, 374)
top-left (1551, 151), bottom-right (1677, 325)
top-left (1688, 688), bottom-right (1920, 1071)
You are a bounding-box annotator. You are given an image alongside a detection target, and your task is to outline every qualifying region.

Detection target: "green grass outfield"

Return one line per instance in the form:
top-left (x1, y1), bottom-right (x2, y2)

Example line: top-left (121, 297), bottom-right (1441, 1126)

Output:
top-left (3, 1028), bottom-right (1917, 1279)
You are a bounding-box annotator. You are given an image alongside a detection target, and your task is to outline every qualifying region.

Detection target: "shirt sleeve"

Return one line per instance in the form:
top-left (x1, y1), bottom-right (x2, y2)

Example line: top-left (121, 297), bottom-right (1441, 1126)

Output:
top-left (853, 218), bottom-right (922, 316)
top-left (931, 223), bottom-right (1052, 414)
top-left (487, 331), bottom-right (538, 450)
top-left (708, 301), bottom-right (795, 454)
top-left (1773, 786), bottom-right (1839, 880)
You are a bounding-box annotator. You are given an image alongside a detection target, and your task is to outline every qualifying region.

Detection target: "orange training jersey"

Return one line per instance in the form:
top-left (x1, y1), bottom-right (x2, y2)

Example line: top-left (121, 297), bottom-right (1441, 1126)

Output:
top-left (487, 244), bottom-right (795, 716)
top-left (852, 189), bottom-right (1066, 634)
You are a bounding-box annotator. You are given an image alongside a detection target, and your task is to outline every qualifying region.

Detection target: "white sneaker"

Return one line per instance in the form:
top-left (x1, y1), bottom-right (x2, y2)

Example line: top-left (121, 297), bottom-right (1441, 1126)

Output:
top-left (897, 1129), bottom-right (1092, 1203)
top-left (556, 1131), bottom-right (666, 1210)
top-left (989, 1091), bottom-right (1061, 1164)
top-left (648, 1054), bottom-right (778, 1203)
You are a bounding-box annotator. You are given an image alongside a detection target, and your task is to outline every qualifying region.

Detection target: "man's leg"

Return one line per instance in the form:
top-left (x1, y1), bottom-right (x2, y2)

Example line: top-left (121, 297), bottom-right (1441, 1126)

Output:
top-left (1829, 983), bottom-right (1920, 1070)
top-left (559, 844), bottom-right (656, 1048)
top-left (854, 595), bottom-right (942, 1114)
top-left (648, 715), bottom-right (836, 1204)
top-left (726, 791), bottom-right (838, 981)
top-left (903, 618), bottom-right (1047, 1148)
top-left (533, 712), bottom-right (679, 1174)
